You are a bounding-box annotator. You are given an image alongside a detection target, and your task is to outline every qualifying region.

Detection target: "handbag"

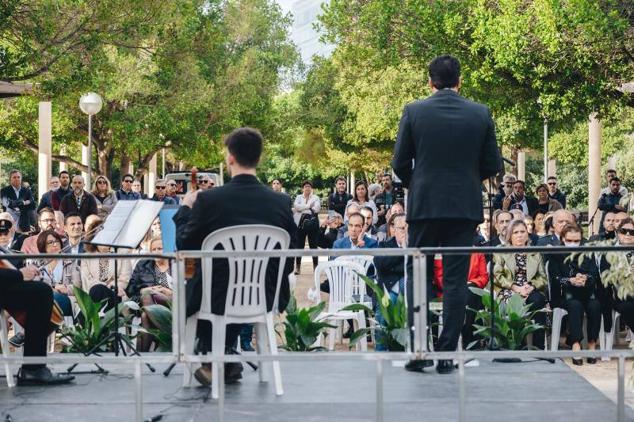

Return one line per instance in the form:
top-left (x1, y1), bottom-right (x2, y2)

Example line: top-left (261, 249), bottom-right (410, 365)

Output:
top-left (299, 211), bottom-right (319, 232)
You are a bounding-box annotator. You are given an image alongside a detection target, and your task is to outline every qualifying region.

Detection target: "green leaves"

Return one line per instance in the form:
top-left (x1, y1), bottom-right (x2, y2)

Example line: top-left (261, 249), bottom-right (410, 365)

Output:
top-left (469, 286), bottom-right (544, 350)
top-left (276, 295), bottom-right (336, 352)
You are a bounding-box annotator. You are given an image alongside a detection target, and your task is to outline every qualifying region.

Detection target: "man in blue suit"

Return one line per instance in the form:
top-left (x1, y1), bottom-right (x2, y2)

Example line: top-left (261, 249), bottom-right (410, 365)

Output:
top-left (333, 213), bottom-right (378, 250)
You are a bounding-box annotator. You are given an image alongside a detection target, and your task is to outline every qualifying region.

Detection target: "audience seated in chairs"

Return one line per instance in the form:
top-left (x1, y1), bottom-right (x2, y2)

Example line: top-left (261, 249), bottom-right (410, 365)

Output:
top-left (494, 219), bottom-right (548, 349)
top-left (548, 224), bottom-right (600, 365)
top-left (125, 236), bottom-right (172, 352)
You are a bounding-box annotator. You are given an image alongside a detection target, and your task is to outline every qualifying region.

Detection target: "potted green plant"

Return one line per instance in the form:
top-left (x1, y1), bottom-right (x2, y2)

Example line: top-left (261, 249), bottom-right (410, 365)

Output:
top-left (342, 274), bottom-right (409, 351)
top-left (139, 302), bottom-right (172, 352)
top-left (468, 287), bottom-right (544, 359)
top-left (276, 295), bottom-right (336, 351)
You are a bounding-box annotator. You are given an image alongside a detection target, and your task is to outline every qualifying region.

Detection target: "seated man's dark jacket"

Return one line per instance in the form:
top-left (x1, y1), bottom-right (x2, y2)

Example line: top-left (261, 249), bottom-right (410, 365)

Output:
top-left (173, 174), bottom-right (297, 317)
top-left (125, 259), bottom-right (166, 303)
top-left (374, 237), bottom-right (404, 292)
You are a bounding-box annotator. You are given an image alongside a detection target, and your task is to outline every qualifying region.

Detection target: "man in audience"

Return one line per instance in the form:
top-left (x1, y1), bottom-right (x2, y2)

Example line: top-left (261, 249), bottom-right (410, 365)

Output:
top-left (60, 175), bottom-right (98, 223)
top-left (37, 176), bottom-right (60, 212)
top-left (589, 211), bottom-right (617, 242)
top-left (537, 210), bottom-right (576, 266)
top-left (492, 174), bottom-right (516, 210)
top-left (333, 213), bottom-right (378, 250)
top-left (0, 213), bottom-right (26, 268)
top-left (374, 173), bottom-right (394, 226)
top-left (1, 169), bottom-right (36, 233)
top-left (166, 179), bottom-right (180, 204)
top-left (64, 212), bottom-right (85, 254)
top-left (151, 179), bottom-right (177, 204)
top-left (598, 177), bottom-right (626, 232)
top-left (50, 170), bottom-right (72, 210)
top-left (489, 211), bottom-right (512, 247)
top-left (338, 203), bottom-right (361, 239)
top-left (132, 179), bottom-right (148, 199)
top-left (601, 169), bottom-right (628, 197)
top-left (614, 211), bottom-right (629, 228)
top-left (174, 127), bottom-right (296, 387)
top-left (547, 176), bottom-right (567, 209)
top-left (360, 206), bottom-right (379, 239)
top-left (21, 208), bottom-right (57, 253)
top-left (328, 176), bottom-right (352, 218)
top-left (198, 174), bottom-right (215, 190)
top-left (116, 174), bottom-right (141, 201)
top-left (502, 180), bottom-right (538, 217)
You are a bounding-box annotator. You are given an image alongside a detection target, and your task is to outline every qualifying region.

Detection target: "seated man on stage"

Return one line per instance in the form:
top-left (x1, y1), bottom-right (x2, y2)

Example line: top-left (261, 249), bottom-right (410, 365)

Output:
top-left (0, 265), bottom-right (74, 385)
top-left (174, 127), bottom-right (296, 387)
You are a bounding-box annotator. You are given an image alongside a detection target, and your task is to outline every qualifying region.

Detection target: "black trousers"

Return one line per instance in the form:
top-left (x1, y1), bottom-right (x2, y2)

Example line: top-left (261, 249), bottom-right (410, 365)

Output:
top-left (613, 298), bottom-right (634, 333)
top-left (196, 321), bottom-right (241, 353)
top-left (525, 290), bottom-right (546, 349)
top-left (564, 298), bottom-right (601, 345)
top-left (0, 280), bottom-right (53, 369)
top-left (407, 219), bottom-right (477, 353)
top-left (295, 227), bottom-right (319, 269)
top-left (462, 283), bottom-right (484, 349)
top-left (89, 284), bottom-right (121, 312)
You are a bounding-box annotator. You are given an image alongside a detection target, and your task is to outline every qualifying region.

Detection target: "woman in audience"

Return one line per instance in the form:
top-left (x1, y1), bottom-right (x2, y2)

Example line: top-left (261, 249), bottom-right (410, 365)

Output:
top-left (35, 229), bottom-right (79, 317)
top-left (92, 175), bottom-right (118, 219)
top-left (80, 218), bottom-right (132, 310)
top-left (125, 237), bottom-right (172, 352)
top-left (346, 180), bottom-right (378, 225)
top-left (535, 183), bottom-right (563, 215)
top-left (533, 211), bottom-right (547, 237)
top-left (548, 224), bottom-right (600, 365)
top-left (494, 219), bottom-right (548, 349)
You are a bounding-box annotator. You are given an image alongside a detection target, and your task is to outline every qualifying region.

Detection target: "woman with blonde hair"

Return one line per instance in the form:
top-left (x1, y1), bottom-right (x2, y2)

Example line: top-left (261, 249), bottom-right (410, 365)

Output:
top-left (92, 175), bottom-right (118, 219)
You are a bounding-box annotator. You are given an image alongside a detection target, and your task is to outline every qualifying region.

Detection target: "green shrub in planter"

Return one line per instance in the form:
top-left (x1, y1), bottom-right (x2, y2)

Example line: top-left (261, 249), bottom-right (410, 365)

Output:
top-left (276, 295), bottom-right (335, 351)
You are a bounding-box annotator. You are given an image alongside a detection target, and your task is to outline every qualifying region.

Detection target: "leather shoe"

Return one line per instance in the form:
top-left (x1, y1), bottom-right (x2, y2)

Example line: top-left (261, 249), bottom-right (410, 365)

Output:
top-left (17, 367), bottom-right (74, 386)
top-left (586, 357), bottom-right (597, 365)
top-left (194, 363), bottom-right (244, 387)
top-left (436, 360), bottom-right (455, 374)
top-left (404, 359), bottom-right (434, 373)
top-left (572, 358), bottom-right (583, 366)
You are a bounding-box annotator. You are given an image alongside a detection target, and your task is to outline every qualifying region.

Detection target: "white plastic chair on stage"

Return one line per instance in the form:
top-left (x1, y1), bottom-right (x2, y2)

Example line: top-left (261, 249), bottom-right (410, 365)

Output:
top-left (182, 225), bottom-right (290, 398)
top-left (0, 310), bottom-right (15, 387)
top-left (312, 260), bottom-right (368, 351)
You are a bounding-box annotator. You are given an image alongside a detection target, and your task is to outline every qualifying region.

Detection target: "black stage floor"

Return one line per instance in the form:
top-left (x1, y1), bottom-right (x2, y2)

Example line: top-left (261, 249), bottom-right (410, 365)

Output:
top-left (1, 359), bottom-right (632, 421)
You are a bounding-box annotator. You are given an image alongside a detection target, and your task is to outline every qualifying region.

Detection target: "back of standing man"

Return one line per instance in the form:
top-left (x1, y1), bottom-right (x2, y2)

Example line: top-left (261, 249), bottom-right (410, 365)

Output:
top-left (392, 55), bottom-right (502, 374)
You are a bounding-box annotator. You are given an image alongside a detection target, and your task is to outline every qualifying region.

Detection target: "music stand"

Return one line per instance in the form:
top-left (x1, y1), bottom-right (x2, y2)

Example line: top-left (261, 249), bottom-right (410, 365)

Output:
top-left (73, 200), bottom-right (164, 372)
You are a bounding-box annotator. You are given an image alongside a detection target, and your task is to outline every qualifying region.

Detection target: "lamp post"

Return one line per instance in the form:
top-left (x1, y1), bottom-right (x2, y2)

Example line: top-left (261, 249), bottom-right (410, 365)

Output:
top-left (79, 93), bottom-right (103, 189)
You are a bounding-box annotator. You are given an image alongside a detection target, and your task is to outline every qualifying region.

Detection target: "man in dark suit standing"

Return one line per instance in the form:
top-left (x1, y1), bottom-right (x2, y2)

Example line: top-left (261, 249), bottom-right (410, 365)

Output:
top-left (1, 170), bottom-right (36, 233)
top-left (392, 55), bottom-right (502, 374)
top-left (174, 127), bottom-right (296, 386)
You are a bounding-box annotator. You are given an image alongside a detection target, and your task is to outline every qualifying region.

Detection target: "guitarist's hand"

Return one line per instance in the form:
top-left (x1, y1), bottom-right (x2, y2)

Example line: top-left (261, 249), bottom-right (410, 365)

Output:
top-left (20, 265), bottom-right (40, 281)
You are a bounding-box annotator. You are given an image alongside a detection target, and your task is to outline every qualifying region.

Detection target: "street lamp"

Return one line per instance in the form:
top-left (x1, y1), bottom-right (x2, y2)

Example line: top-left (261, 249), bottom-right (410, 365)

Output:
top-left (79, 92), bottom-right (103, 188)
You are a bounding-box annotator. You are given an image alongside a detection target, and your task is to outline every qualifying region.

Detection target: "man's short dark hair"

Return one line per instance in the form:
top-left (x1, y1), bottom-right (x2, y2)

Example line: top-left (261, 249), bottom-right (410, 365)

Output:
top-left (302, 180), bottom-right (313, 188)
top-left (224, 127), bottom-right (263, 168)
top-left (611, 177), bottom-right (621, 184)
top-left (38, 207), bottom-right (55, 217)
top-left (64, 212), bottom-right (82, 225)
top-left (58, 170), bottom-right (69, 178)
top-left (335, 176), bottom-right (346, 183)
top-left (607, 169), bottom-right (617, 175)
top-left (428, 55), bottom-right (461, 90)
top-left (121, 173), bottom-right (134, 181)
top-left (360, 206), bottom-right (374, 216)
top-left (348, 213), bottom-right (364, 225)
top-left (513, 180), bottom-right (526, 188)
top-left (547, 176), bottom-right (557, 181)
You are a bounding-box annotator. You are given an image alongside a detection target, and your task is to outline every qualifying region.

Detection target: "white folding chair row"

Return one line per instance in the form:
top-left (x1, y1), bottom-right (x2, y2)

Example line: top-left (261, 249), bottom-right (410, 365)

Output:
top-left (183, 225), bottom-right (289, 398)
top-left (312, 260), bottom-right (368, 351)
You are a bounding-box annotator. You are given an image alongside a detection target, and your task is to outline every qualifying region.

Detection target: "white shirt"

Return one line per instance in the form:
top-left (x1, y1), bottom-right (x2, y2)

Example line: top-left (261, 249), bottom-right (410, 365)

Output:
top-left (292, 194), bottom-right (320, 226)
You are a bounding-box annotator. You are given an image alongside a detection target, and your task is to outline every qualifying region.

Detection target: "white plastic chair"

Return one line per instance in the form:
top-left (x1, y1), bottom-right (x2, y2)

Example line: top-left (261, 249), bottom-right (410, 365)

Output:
top-left (312, 261), bottom-right (368, 351)
top-left (182, 225), bottom-right (290, 398)
top-left (0, 310), bottom-right (15, 387)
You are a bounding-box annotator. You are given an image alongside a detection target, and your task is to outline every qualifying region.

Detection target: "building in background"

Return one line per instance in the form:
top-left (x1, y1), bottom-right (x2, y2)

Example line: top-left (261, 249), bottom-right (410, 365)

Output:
top-left (279, 0), bottom-right (334, 65)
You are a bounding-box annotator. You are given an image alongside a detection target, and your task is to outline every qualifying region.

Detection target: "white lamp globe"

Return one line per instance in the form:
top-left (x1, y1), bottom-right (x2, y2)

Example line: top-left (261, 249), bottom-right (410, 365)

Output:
top-left (79, 92), bottom-right (103, 116)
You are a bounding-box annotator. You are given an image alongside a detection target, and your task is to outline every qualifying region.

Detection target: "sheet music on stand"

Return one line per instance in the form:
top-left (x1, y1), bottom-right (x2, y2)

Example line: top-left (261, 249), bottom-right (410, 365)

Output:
top-left (91, 200), bottom-right (164, 249)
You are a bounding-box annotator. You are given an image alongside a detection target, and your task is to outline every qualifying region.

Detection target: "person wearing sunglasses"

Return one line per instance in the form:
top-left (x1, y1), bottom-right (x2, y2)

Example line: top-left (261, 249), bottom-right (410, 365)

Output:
top-left (151, 179), bottom-right (176, 204)
top-left (197, 175), bottom-right (215, 190)
top-left (116, 173), bottom-right (141, 201)
top-left (546, 176), bottom-right (567, 209)
top-left (548, 224), bottom-right (600, 365)
top-left (91, 175), bottom-right (118, 219)
top-left (165, 180), bottom-right (180, 204)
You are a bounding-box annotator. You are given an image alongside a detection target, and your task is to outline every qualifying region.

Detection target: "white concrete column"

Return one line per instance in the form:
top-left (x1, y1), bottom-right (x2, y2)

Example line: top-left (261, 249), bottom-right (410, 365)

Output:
top-left (548, 159), bottom-right (557, 178)
top-left (148, 154), bottom-right (157, 198)
top-left (128, 163), bottom-right (134, 176)
top-left (608, 156), bottom-right (617, 171)
top-left (81, 144), bottom-right (89, 183)
top-left (517, 151), bottom-right (526, 181)
top-left (588, 113), bottom-right (602, 234)
top-left (350, 171), bottom-right (356, 195)
top-left (219, 162), bottom-right (224, 186)
top-left (38, 102), bottom-right (52, 201)
top-left (58, 146), bottom-right (67, 173)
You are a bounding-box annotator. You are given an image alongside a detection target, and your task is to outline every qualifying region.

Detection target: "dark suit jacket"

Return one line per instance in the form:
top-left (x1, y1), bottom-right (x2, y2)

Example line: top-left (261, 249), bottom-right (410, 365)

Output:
top-left (60, 190), bottom-right (98, 223)
top-left (374, 237), bottom-right (405, 291)
top-left (0, 185), bottom-right (36, 231)
top-left (174, 174), bottom-right (297, 316)
top-left (392, 90), bottom-right (502, 222)
top-left (508, 196), bottom-right (539, 217)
